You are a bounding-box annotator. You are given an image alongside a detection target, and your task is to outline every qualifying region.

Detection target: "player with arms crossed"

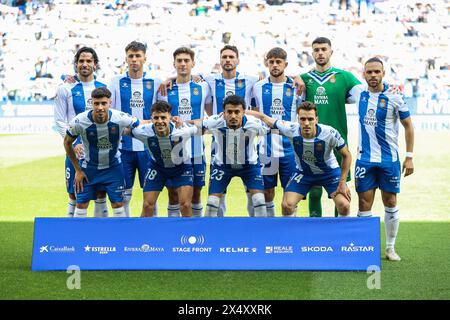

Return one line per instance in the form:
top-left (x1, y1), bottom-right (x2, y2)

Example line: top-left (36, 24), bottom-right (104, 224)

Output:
top-left (54, 47), bottom-right (109, 217)
top-left (125, 101), bottom-right (198, 217)
top-left (252, 47), bottom-right (299, 217)
top-left (348, 57), bottom-right (414, 261)
top-left (158, 47), bottom-right (211, 217)
top-left (109, 41), bottom-right (162, 216)
top-left (196, 95), bottom-right (268, 218)
top-left (247, 101), bottom-right (351, 217)
top-left (63, 87), bottom-right (140, 218)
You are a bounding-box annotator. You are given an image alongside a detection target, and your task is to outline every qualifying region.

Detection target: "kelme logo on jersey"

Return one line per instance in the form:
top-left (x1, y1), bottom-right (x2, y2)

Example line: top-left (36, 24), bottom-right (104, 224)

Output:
top-left (97, 137), bottom-right (113, 149)
top-left (130, 91), bottom-right (144, 108)
top-left (314, 86), bottom-right (329, 105)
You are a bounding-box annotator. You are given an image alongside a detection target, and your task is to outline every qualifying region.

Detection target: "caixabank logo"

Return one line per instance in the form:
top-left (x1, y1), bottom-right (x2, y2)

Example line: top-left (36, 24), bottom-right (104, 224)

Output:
top-left (39, 245), bottom-right (75, 254)
top-left (172, 235), bottom-right (212, 253)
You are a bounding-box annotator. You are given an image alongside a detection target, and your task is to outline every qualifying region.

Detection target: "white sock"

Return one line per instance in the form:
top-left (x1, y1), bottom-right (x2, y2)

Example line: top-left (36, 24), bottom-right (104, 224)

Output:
top-left (74, 207), bottom-right (87, 218)
top-left (358, 210), bottom-right (372, 217)
top-left (67, 198), bottom-right (76, 217)
top-left (153, 202), bottom-right (158, 217)
top-left (266, 201), bottom-right (275, 217)
top-left (293, 206), bottom-right (298, 217)
top-left (252, 193), bottom-right (267, 217)
top-left (217, 194), bottom-right (226, 217)
top-left (385, 206), bottom-right (399, 249)
top-left (113, 206), bottom-right (126, 218)
top-left (168, 204), bottom-right (180, 218)
top-left (192, 203), bottom-right (203, 217)
top-left (123, 188), bottom-right (132, 217)
top-left (246, 192), bottom-right (254, 217)
top-left (205, 196), bottom-right (220, 217)
top-left (94, 197), bottom-right (108, 218)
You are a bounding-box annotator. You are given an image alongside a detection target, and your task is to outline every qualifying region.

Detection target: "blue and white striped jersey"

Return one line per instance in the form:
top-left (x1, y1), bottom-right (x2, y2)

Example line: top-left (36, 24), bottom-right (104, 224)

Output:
top-left (67, 109), bottom-right (139, 170)
top-left (109, 72), bottom-right (162, 152)
top-left (253, 77), bottom-right (298, 157)
top-left (131, 123), bottom-right (198, 169)
top-left (203, 72), bottom-right (258, 114)
top-left (347, 84), bottom-right (411, 163)
top-left (274, 121), bottom-right (346, 175)
top-left (158, 80), bottom-right (210, 159)
top-left (202, 114), bottom-right (268, 167)
top-left (54, 79), bottom-right (107, 138)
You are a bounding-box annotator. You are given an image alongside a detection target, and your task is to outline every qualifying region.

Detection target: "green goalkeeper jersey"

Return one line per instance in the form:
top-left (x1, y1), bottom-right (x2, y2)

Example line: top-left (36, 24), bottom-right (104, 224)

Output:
top-left (301, 67), bottom-right (361, 142)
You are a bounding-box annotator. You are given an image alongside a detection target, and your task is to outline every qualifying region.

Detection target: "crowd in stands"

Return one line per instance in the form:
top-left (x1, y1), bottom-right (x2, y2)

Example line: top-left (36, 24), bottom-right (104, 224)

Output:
top-left (0, 0), bottom-right (448, 103)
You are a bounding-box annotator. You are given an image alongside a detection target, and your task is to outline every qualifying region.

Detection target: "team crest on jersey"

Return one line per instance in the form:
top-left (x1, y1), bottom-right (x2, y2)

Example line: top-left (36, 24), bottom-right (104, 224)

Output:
top-left (315, 142), bottom-right (324, 152)
top-left (329, 76), bottom-right (336, 84)
top-left (146, 81), bottom-right (152, 90)
top-left (110, 127), bottom-right (117, 135)
top-left (379, 99), bottom-right (386, 108)
top-left (193, 87), bottom-right (200, 96)
top-left (237, 80), bottom-right (244, 88)
top-left (285, 88), bottom-right (292, 97)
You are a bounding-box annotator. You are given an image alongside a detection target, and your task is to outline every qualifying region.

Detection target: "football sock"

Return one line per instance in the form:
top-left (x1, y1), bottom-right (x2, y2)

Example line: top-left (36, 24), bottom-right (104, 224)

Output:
top-left (113, 207), bottom-right (126, 218)
top-left (385, 206), bottom-right (399, 249)
top-left (308, 187), bottom-right (323, 217)
top-left (74, 207), bottom-right (87, 218)
top-left (266, 201), bottom-right (275, 217)
top-left (123, 188), bottom-right (132, 217)
top-left (168, 204), bottom-right (181, 217)
top-left (217, 194), bottom-right (226, 217)
top-left (94, 197), bottom-right (108, 218)
top-left (293, 206), bottom-right (298, 217)
top-left (357, 210), bottom-right (373, 217)
top-left (205, 196), bottom-right (220, 217)
top-left (246, 192), bottom-right (254, 217)
top-left (67, 198), bottom-right (76, 217)
top-left (192, 203), bottom-right (203, 217)
top-left (252, 193), bottom-right (267, 217)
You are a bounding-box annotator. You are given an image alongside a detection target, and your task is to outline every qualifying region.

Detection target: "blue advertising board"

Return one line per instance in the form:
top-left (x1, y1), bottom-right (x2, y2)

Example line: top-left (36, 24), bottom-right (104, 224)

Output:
top-left (32, 217), bottom-right (380, 271)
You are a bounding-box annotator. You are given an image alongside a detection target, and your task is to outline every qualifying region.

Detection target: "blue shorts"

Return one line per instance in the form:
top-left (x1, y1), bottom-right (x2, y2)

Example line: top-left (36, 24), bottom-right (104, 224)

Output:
top-left (143, 164), bottom-right (193, 192)
top-left (262, 153), bottom-right (297, 189)
top-left (75, 164), bottom-right (125, 204)
top-left (208, 164), bottom-right (264, 195)
top-left (355, 160), bottom-right (401, 193)
top-left (65, 156), bottom-right (75, 194)
top-left (120, 149), bottom-right (151, 189)
top-left (166, 157), bottom-right (205, 188)
top-left (285, 168), bottom-right (341, 198)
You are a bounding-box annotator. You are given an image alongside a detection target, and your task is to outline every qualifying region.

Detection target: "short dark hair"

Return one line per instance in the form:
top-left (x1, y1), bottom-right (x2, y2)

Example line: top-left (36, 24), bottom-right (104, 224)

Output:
top-left (173, 46), bottom-right (195, 61)
top-left (312, 37), bottom-right (332, 47)
top-left (365, 57), bottom-right (384, 67)
top-left (220, 45), bottom-right (239, 58)
top-left (125, 41), bottom-right (147, 54)
top-left (151, 100), bottom-right (172, 114)
top-left (223, 95), bottom-right (246, 110)
top-left (297, 101), bottom-right (317, 115)
top-left (91, 87), bottom-right (111, 99)
top-left (266, 47), bottom-right (287, 60)
top-left (74, 47), bottom-right (99, 66)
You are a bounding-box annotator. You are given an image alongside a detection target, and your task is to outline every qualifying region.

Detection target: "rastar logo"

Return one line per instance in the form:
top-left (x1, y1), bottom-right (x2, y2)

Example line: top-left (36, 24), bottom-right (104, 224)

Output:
top-left (341, 243), bottom-right (375, 252)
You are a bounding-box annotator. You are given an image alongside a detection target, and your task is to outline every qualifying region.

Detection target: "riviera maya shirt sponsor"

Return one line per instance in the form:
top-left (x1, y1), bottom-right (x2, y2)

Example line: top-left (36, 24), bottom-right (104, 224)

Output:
top-left (124, 244), bottom-right (164, 253)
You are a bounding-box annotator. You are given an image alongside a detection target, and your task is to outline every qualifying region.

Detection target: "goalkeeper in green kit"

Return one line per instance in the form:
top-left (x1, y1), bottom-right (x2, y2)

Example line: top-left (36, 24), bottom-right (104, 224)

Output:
top-left (300, 37), bottom-right (361, 217)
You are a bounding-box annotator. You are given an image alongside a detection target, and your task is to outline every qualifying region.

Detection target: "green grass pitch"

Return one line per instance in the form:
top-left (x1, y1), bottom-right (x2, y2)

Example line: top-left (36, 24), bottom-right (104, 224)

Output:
top-left (0, 133), bottom-right (449, 299)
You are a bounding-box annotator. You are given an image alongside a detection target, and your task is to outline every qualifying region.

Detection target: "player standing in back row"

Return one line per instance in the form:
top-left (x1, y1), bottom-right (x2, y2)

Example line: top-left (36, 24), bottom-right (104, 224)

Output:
top-left (347, 57), bottom-right (414, 261)
top-left (300, 37), bottom-right (361, 217)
